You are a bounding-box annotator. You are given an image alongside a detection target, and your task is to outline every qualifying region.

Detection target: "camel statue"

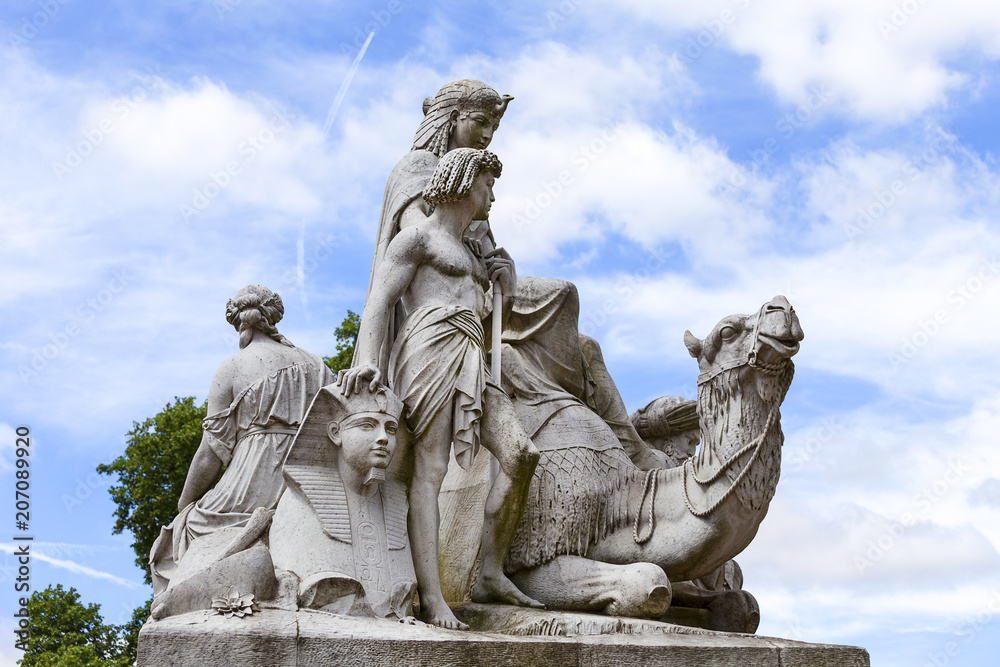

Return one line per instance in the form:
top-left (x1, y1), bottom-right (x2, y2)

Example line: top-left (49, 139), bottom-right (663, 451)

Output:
top-left (439, 288), bottom-right (803, 628)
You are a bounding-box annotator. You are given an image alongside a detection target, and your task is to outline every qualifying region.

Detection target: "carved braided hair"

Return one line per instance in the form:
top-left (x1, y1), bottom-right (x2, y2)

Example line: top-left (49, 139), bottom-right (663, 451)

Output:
top-left (422, 148), bottom-right (502, 207)
top-left (225, 285), bottom-right (294, 350)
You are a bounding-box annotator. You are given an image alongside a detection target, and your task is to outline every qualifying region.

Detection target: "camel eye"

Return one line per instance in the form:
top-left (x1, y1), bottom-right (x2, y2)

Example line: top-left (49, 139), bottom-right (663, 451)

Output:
top-left (720, 325), bottom-right (739, 340)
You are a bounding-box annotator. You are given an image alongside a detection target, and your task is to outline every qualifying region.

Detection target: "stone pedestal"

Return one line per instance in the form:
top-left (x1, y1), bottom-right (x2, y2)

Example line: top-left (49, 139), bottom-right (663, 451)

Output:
top-left (138, 605), bottom-right (869, 667)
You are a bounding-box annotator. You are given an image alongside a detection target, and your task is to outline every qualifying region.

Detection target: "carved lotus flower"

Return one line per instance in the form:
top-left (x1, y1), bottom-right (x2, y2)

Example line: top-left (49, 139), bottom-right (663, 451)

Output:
top-left (212, 587), bottom-right (258, 618)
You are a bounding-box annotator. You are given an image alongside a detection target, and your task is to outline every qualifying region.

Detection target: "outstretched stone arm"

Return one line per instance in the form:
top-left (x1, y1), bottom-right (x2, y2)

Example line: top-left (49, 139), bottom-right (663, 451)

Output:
top-left (177, 440), bottom-right (222, 511)
top-left (338, 227), bottom-right (425, 396)
top-left (176, 361), bottom-right (235, 511)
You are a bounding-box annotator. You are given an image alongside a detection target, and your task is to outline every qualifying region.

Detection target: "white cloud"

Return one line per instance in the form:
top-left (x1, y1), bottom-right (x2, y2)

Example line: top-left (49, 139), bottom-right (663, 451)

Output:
top-left (0, 52), bottom-right (421, 430)
top-left (1, 42), bottom-right (783, 436)
top-left (603, 0), bottom-right (1000, 122)
top-left (732, 393), bottom-right (1000, 643)
top-left (0, 423), bottom-right (16, 472)
top-left (569, 133), bottom-right (1000, 405)
top-left (415, 43), bottom-right (777, 267)
top-left (0, 543), bottom-right (140, 588)
top-left (3, 13), bottom-right (1000, 657)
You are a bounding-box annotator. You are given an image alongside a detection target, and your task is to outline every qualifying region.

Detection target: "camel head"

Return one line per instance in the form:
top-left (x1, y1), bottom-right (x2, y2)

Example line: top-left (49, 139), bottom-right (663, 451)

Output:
top-left (681, 296), bottom-right (804, 513)
top-left (683, 295), bottom-right (803, 384)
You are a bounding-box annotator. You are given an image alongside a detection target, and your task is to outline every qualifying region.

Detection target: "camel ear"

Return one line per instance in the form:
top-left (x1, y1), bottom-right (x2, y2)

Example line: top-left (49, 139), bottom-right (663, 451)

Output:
top-left (684, 330), bottom-right (702, 358)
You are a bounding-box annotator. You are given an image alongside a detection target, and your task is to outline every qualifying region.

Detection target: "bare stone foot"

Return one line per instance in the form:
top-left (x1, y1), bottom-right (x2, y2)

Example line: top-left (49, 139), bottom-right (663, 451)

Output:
top-left (420, 603), bottom-right (469, 631)
top-left (471, 572), bottom-right (544, 608)
top-left (220, 506), bottom-right (271, 560)
top-left (150, 599), bottom-right (167, 620)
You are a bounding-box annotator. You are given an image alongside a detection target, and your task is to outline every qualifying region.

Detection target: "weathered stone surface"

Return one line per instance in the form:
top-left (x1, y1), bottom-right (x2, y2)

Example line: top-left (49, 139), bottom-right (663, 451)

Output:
top-left (141, 81), bottom-right (857, 663)
top-left (269, 383), bottom-right (417, 620)
top-left (138, 608), bottom-right (297, 666)
top-left (342, 142), bottom-right (541, 628)
top-left (441, 294), bottom-right (804, 625)
top-left (438, 447), bottom-right (490, 602)
top-left (148, 285), bottom-right (334, 620)
top-left (138, 607), bottom-right (870, 667)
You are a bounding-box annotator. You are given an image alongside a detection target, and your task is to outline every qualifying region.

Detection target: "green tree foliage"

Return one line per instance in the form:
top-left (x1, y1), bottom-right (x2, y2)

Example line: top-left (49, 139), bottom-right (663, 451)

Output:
top-left (18, 585), bottom-right (131, 667)
top-left (323, 309), bottom-right (361, 373)
top-left (96, 397), bottom-right (207, 581)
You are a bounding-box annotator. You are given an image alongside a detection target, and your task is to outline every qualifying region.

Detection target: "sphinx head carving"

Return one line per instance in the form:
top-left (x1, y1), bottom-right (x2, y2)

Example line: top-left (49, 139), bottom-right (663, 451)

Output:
top-left (292, 384), bottom-right (404, 494)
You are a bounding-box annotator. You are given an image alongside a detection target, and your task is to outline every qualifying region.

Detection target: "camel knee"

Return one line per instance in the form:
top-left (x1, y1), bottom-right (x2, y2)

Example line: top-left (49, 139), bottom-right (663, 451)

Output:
top-left (603, 562), bottom-right (672, 619)
top-left (484, 430), bottom-right (539, 478)
top-left (516, 437), bottom-right (540, 471)
top-left (628, 562), bottom-right (670, 589)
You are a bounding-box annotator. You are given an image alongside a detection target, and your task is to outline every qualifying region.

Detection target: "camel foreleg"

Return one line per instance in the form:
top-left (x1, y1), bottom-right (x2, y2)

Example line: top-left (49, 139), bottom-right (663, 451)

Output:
top-left (666, 581), bottom-right (760, 633)
top-left (509, 556), bottom-right (672, 619)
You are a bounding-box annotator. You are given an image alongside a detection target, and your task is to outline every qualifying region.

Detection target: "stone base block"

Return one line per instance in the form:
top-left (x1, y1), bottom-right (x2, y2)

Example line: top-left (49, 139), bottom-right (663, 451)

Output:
top-left (138, 605), bottom-right (869, 667)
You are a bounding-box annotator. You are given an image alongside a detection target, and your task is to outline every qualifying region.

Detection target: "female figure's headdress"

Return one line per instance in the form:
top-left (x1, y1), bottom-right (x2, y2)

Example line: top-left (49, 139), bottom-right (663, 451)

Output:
top-left (411, 79), bottom-right (513, 157)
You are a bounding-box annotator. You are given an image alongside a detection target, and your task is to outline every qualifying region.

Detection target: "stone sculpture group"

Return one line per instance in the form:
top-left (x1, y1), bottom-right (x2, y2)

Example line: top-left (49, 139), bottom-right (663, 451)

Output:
top-left (144, 80), bottom-right (806, 644)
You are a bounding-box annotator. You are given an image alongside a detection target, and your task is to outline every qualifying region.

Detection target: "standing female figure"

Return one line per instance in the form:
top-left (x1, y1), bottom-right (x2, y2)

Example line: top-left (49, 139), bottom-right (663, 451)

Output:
top-left (150, 285), bottom-right (333, 600)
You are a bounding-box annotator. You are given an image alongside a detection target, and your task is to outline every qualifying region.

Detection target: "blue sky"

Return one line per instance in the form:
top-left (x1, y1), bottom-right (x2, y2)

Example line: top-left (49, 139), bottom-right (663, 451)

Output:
top-left (3, 1), bottom-right (1000, 664)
